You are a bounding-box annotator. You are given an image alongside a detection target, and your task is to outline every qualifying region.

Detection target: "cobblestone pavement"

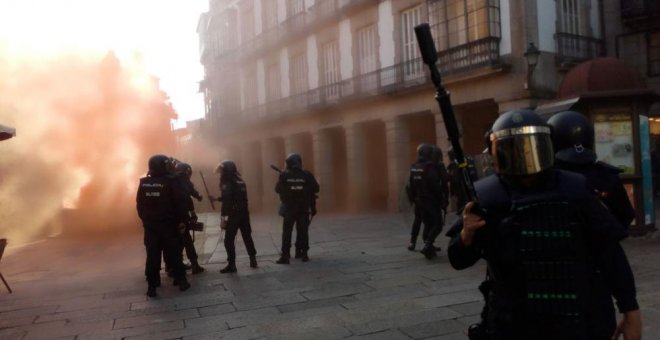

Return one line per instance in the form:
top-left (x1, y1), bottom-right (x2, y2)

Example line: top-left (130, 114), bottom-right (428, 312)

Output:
top-left (1, 212), bottom-right (659, 339)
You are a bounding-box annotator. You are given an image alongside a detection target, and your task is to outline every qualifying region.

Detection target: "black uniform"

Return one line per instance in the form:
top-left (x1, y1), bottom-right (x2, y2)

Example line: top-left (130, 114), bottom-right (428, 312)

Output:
top-left (555, 160), bottom-right (635, 227)
top-left (175, 173), bottom-right (203, 270)
top-left (407, 160), bottom-right (449, 250)
top-left (219, 173), bottom-right (256, 265)
top-left (450, 109), bottom-right (640, 339)
top-left (448, 171), bottom-right (638, 339)
top-left (136, 173), bottom-right (188, 289)
top-left (408, 158), bottom-right (444, 259)
top-left (275, 167), bottom-right (319, 257)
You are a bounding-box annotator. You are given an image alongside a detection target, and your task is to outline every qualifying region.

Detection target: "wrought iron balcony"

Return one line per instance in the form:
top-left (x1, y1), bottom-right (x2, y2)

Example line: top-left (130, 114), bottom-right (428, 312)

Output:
top-left (621, 0), bottom-right (660, 19)
top-left (555, 33), bottom-right (605, 67)
top-left (437, 37), bottom-right (501, 76)
top-left (210, 39), bottom-right (502, 132)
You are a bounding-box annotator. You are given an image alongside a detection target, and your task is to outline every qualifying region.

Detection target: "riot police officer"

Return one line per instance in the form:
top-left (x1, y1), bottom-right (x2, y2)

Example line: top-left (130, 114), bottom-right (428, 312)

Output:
top-left (210, 160), bottom-right (257, 273)
top-left (136, 154), bottom-right (190, 297)
top-left (448, 110), bottom-right (641, 339)
top-left (547, 110), bottom-right (635, 227)
top-left (275, 153), bottom-right (319, 264)
top-left (408, 144), bottom-right (445, 259)
top-left (174, 162), bottom-right (205, 274)
top-left (417, 145), bottom-right (450, 254)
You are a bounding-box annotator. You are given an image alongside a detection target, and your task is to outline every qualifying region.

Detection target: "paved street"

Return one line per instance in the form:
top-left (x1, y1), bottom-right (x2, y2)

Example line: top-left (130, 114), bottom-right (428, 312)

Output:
top-left (1, 212), bottom-right (660, 339)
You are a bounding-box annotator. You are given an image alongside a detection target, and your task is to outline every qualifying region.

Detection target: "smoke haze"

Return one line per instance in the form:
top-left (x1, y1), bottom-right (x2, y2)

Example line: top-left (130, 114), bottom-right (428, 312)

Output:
top-left (0, 51), bottom-right (177, 246)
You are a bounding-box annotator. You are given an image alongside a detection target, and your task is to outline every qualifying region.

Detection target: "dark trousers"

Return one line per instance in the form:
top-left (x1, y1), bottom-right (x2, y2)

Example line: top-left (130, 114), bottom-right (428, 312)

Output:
top-left (421, 207), bottom-right (444, 247)
top-left (282, 212), bottom-right (310, 253)
top-left (224, 211), bottom-right (257, 262)
top-left (410, 204), bottom-right (431, 243)
top-left (144, 225), bottom-right (185, 286)
top-left (180, 230), bottom-right (198, 263)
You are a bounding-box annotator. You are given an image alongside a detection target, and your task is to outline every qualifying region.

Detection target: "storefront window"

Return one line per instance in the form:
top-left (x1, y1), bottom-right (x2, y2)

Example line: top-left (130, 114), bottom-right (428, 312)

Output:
top-left (594, 113), bottom-right (635, 174)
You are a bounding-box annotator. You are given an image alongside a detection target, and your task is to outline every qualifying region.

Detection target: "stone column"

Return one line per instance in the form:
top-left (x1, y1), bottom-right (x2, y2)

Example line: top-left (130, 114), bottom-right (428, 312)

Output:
top-left (344, 124), bottom-right (368, 212)
top-left (313, 129), bottom-right (335, 211)
top-left (434, 113), bottom-right (451, 163)
top-left (261, 138), bottom-right (283, 214)
top-left (239, 142), bottom-right (262, 212)
top-left (385, 117), bottom-right (411, 212)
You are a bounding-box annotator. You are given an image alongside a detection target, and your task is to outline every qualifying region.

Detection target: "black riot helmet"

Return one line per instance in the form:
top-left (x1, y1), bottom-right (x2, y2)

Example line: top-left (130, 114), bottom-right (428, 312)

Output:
top-left (489, 109), bottom-right (554, 176)
top-left (215, 160), bottom-right (237, 176)
top-left (431, 145), bottom-right (443, 163)
top-left (417, 143), bottom-right (434, 162)
top-left (175, 162), bottom-right (193, 178)
top-left (285, 153), bottom-right (303, 170)
top-left (148, 154), bottom-right (172, 177)
top-left (547, 110), bottom-right (597, 164)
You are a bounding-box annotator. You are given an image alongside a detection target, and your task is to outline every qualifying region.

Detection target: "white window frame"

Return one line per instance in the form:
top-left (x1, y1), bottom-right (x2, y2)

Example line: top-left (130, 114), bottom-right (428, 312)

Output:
top-left (401, 5), bottom-right (424, 79)
top-left (321, 40), bottom-right (341, 99)
top-left (289, 53), bottom-right (308, 95)
top-left (266, 63), bottom-right (281, 102)
top-left (263, 0), bottom-right (279, 29)
top-left (357, 24), bottom-right (378, 75)
top-left (287, 0), bottom-right (305, 18)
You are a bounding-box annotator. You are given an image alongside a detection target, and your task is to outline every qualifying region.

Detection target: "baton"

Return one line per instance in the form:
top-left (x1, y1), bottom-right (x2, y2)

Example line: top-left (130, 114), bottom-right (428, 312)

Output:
top-left (199, 171), bottom-right (216, 210)
top-left (270, 164), bottom-right (283, 173)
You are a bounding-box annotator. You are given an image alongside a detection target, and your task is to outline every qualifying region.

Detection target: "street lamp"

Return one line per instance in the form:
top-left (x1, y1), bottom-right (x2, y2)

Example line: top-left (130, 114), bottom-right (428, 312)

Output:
top-left (524, 42), bottom-right (541, 82)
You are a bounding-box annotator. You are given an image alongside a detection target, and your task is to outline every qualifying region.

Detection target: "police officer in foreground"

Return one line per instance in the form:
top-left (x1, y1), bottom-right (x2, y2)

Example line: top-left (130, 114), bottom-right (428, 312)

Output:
top-left (136, 154), bottom-right (191, 297)
top-left (210, 160), bottom-right (257, 273)
top-left (174, 162), bottom-right (205, 274)
top-left (408, 144), bottom-right (445, 259)
top-left (448, 110), bottom-right (641, 339)
top-left (547, 110), bottom-right (636, 228)
top-left (275, 153), bottom-right (319, 264)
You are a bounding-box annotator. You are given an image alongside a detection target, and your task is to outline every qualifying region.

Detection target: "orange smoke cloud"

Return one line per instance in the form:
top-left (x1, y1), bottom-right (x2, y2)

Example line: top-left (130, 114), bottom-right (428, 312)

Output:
top-left (0, 51), bottom-right (177, 245)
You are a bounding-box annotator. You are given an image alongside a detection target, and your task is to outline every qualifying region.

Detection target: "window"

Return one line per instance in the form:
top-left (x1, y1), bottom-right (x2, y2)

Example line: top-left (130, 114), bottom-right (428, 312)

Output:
top-left (242, 9), bottom-right (255, 42)
top-left (401, 5), bottom-right (424, 79)
top-left (649, 31), bottom-right (660, 76)
top-left (287, 0), bottom-right (305, 18)
top-left (559, 0), bottom-right (581, 35)
top-left (263, 0), bottom-right (278, 29)
top-left (289, 53), bottom-right (308, 95)
top-left (321, 41), bottom-right (341, 99)
top-left (357, 25), bottom-right (378, 74)
top-left (428, 0), bottom-right (501, 50)
top-left (243, 72), bottom-right (257, 108)
top-left (266, 64), bottom-right (281, 102)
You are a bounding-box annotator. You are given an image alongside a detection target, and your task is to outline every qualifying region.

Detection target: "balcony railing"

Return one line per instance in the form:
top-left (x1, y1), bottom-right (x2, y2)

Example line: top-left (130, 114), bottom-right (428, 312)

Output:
top-left (208, 39), bottom-right (502, 132)
top-left (621, 0), bottom-right (660, 19)
top-left (555, 33), bottom-right (605, 66)
top-left (437, 37), bottom-right (501, 76)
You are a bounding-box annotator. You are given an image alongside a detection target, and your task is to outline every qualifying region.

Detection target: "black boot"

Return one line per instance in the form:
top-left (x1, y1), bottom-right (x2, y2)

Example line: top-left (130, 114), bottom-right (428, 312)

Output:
top-left (146, 285), bottom-right (157, 297)
top-left (301, 250), bottom-right (309, 262)
top-left (420, 244), bottom-right (437, 259)
top-left (294, 248), bottom-right (302, 259)
top-left (276, 252), bottom-right (290, 264)
top-left (177, 277), bottom-right (191, 291)
top-left (220, 262), bottom-right (237, 273)
top-left (250, 256), bottom-right (258, 268)
top-left (191, 260), bottom-right (205, 274)
top-left (408, 236), bottom-right (417, 251)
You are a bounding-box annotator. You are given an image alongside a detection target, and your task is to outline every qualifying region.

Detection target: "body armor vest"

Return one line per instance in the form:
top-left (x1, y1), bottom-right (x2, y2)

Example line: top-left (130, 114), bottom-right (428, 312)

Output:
top-left (508, 196), bottom-right (588, 323)
top-left (474, 171), bottom-right (591, 337)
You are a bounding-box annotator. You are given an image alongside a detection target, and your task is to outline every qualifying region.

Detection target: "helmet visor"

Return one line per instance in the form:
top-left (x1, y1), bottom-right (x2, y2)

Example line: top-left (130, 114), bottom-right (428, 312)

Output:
top-left (491, 126), bottom-right (554, 176)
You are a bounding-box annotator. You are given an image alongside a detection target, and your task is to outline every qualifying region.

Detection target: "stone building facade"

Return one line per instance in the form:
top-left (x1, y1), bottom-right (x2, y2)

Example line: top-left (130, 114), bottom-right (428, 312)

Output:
top-left (196, 0), bottom-right (655, 213)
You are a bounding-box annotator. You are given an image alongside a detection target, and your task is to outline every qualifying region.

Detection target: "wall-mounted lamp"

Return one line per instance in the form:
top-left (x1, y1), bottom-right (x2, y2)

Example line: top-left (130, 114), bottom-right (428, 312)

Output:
top-left (524, 42), bottom-right (541, 80)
